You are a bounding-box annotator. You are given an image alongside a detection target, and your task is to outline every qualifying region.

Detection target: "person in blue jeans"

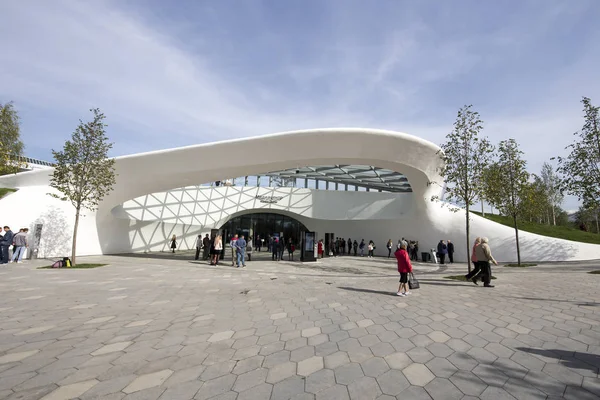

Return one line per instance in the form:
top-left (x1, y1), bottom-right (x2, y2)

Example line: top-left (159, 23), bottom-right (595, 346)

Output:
top-left (236, 235), bottom-right (247, 268)
top-left (11, 228), bottom-right (29, 263)
top-left (0, 226), bottom-right (14, 264)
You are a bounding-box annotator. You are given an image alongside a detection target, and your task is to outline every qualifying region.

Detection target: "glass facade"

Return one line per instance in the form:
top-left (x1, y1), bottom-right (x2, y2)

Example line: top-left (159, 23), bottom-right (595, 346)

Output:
top-left (220, 213), bottom-right (308, 247)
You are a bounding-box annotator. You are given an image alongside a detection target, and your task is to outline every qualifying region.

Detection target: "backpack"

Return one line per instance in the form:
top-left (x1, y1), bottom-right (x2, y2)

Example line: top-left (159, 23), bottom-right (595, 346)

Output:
top-left (52, 260), bottom-right (63, 268)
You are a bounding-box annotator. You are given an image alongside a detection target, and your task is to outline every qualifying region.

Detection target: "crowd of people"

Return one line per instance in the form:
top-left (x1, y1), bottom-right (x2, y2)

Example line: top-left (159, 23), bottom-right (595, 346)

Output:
top-left (0, 226), bottom-right (29, 265)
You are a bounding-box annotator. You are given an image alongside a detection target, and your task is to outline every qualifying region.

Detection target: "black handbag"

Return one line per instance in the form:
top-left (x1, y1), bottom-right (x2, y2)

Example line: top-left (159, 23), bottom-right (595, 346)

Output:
top-left (408, 273), bottom-right (420, 290)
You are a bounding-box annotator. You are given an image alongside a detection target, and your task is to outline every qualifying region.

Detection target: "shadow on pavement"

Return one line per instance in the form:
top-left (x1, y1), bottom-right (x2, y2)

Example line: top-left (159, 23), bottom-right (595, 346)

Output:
top-left (337, 287), bottom-right (398, 296)
top-left (517, 348), bottom-right (600, 373)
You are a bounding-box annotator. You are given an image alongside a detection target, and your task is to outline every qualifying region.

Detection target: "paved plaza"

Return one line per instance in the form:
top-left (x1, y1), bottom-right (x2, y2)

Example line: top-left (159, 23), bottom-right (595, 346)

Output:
top-left (0, 253), bottom-right (599, 400)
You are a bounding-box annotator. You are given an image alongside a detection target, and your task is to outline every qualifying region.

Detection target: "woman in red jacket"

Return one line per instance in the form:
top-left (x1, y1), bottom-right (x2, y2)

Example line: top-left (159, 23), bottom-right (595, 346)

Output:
top-left (395, 243), bottom-right (413, 297)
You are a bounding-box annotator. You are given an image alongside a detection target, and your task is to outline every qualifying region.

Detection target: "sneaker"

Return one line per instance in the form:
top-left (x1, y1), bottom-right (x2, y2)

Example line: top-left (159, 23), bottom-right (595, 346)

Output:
top-left (396, 292), bottom-right (406, 297)
top-left (404, 291), bottom-right (412, 295)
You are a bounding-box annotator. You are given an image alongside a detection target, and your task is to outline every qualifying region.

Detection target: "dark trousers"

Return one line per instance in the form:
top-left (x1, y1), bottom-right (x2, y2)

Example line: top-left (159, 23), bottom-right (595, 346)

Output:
top-left (465, 261), bottom-right (482, 281)
top-left (481, 261), bottom-right (492, 286)
top-left (0, 245), bottom-right (9, 264)
top-left (195, 247), bottom-right (201, 260)
top-left (388, 248), bottom-right (392, 258)
top-left (448, 253), bottom-right (454, 263)
top-left (272, 251), bottom-right (278, 261)
top-left (353, 248), bottom-right (357, 256)
top-left (439, 253), bottom-right (446, 265)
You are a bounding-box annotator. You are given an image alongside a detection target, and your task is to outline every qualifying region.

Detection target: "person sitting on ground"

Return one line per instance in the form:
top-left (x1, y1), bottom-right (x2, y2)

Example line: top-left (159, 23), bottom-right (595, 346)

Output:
top-left (395, 243), bottom-right (413, 297)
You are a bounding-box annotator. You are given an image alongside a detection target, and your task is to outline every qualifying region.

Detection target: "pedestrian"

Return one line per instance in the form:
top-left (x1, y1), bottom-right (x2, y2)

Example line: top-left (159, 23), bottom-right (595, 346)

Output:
top-left (318, 239), bottom-right (324, 258)
top-left (202, 234), bottom-right (210, 260)
top-left (272, 238), bottom-right (279, 261)
top-left (474, 237), bottom-right (498, 288)
top-left (230, 234), bottom-right (238, 266)
top-left (256, 235), bottom-right (261, 252)
top-left (353, 240), bottom-right (358, 256)
top-left (236, 234), bottom-right (247, 268)
top-left (10, 228), bottom-right (28, 263)
top-left (437, 240), bottom-right (447, 265)
top-left (368, 240), bottom-right (375, 258)
top-left (211, 234), bottom-right (222, 265)
top-left (395, 243), bottom-right (413, 297)
top-left (359, 239), bottom-right (365, 257)
top-left (278, 237), bottom-right (285, 261)
top-left (170, 235), bottom-right (177, 253)
top-left (397, 240), bottom-right (402, 250)
top-left (194, 234), bottom-right (202, 260)
top-left (447, 240), bottom-right (455, 264)
top-left (465, 237), bottom-right (482, 285)
top-left (408, 241), bottom-right (416, 261)
top-left (414, 241), bottom-right (419, 261)
top-left (287, 238), bottom-right (294, 261)
top-left (348, 238), bottom-right (352, 254)
top-left (386, 239), bottom-right (393, 258)
top-left (341, 238), bottom-right (346, 255)
top-left (246, 237), bottom-right (253, 261)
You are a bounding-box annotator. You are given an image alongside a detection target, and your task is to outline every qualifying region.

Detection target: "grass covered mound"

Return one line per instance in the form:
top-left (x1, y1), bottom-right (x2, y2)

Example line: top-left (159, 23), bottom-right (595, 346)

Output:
top-left (472, 211), bottom-right (600, 245)
top-left (39, 263), bottom-right (108, 269)
top-left (589, 270), bottom-right (600, 274)
top-left (0, 188), bottom-right (17, 199)
top-left (444, 275), bottom-right (496, 281)
top-left (504, 263), bottom-right (537, 268)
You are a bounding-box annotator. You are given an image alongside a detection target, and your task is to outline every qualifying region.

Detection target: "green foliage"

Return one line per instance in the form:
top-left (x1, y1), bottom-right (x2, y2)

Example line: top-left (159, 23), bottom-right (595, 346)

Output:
top-left (0, 188), bottom-right (17, 199)
top-left (556, 97), bottom-right (600, 210)
top-left (49, 109), bottom-right (116, 265)
top-left (0, 102), bottom-right (25, 175)
top-left (540, 162), bottom-right (563, 225)
top-left (39, 263), bottom-right (108, 269)
top-left (436, 105), bottom-right (494, 272)
top-left (485, 139), bottom-right (529, 265)
top-left (473, 211), bottom-right (600, 245)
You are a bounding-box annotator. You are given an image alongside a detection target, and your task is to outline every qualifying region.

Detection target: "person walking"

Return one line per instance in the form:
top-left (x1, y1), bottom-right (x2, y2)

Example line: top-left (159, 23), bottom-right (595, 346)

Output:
top-left (395, 243), bottom-right (413, 297)
top-left (447, 240), bottom-right (455, 264)
top-left (317, 239), bottom-right (324, 258)
top-left (170, 235), bottom-right (177, 253)
top-left (278, 237), bottom-right (285, 260)
top-left (359, 239), bottom-right (365, 257)
top-left (474, 237), bottom-right (498, 288)
top-left (272, 238), bottom-right (279, 261)
top-left (287, 238), bottom-right (295, 261)
top-left (10, 228), bottom-right (28, 263)
top-left (367, 240), bottom-right (375, 258)
top-left (194, 234), bottom-right (203, 260)
top-left (202, 234), bottom-right (210, 260)
top-left (465, 237), bottom-right (482, 285)
top-left (236, 234), bottom-right (247, 268)
top-left (0, 226), bottom-right (13, 264)
top-left (211, 234), bottom-right (222, 265)
top-left (386, 239), bottom-right (393, 258)
top-left (437, 240), bottom-right (447, 265)
top-left (230, 234), bottom-right (238, 266)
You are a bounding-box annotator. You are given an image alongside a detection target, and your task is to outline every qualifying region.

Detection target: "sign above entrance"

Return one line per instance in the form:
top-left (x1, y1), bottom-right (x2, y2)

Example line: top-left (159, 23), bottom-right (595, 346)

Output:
top-left (255, 195), bottom-right (285, 204)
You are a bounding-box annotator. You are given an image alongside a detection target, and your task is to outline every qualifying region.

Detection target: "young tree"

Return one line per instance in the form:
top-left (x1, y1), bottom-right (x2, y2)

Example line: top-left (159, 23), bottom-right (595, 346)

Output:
top-left (49, 109), bottom-right (116, 265)
top-left (0, 102), bottom-right (25, 175)
top-left (540, 162), bottom-right (563, 225)
top-left (485, 139), bottom-right (529, 265)
top-left (556, 97), bottom-right (600, 228)
top-left (436, 105), bottom-right (494, 272)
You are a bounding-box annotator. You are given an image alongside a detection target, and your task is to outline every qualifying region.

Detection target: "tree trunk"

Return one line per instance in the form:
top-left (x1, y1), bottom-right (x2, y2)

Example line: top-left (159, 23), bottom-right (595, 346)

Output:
top-left (466, 204), bottom-right (471, 273)
top-left (596, 214), bottom-right (600, 235)
top-left (481, 199), bottom-right (485, 217)
top-left (72, 208), bottom-right (80, 266)
top-left (513, 214), bottom-right (521, 266)
top-left (552, 206), bottom-right (556, 226)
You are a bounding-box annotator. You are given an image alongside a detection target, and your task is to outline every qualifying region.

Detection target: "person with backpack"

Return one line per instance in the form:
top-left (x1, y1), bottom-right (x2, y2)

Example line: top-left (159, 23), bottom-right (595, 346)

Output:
top-left (395, 243), bottom-right (413, 297)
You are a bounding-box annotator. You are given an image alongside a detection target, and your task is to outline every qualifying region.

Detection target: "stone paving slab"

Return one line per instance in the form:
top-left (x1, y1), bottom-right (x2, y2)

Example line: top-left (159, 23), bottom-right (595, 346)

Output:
top-left (0, 254), bottom-right (599, 399)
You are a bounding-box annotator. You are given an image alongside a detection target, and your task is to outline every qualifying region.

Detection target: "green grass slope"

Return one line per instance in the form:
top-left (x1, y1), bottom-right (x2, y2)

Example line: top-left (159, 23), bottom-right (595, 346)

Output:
top-left (472, 211), bottom-right (600, 245)
top-left (0, 188), bottom-right (16, 199)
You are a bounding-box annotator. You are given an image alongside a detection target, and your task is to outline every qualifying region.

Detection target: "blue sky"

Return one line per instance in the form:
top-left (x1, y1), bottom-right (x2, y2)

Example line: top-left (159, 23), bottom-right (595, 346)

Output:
top-left (1, 0), bottom-right (599, 210)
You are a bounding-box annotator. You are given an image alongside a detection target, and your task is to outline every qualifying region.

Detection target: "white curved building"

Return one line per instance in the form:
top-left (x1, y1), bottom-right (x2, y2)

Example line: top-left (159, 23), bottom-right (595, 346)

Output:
top-left (1, 128), bottom-right (599, 262)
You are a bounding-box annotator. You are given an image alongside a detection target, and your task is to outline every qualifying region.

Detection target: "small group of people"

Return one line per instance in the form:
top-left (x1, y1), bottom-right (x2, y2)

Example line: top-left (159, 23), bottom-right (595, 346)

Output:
top-left (0, 226), bottom-right (29, 265)
top-left (436, 240), bottom-right (455, 265)
top-left (465, 237), bottom-right (498, 288)
top-left (317, 238), bottom-right (378, 258)
top-left (271, 237), bottom-right (295, 261)
top-left (386, 238), bottom-right (420, 261)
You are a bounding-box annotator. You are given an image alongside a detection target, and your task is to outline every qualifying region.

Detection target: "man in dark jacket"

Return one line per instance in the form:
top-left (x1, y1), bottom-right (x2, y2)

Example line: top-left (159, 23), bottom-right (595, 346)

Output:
top-left (0, 226), bottom-right (14, 264)
top-left (437, 240), bottom-right (447, 265)
top-left (202, 234), bottom-right (210, 260)
top-left (447, 240), bottom-right (455, 263)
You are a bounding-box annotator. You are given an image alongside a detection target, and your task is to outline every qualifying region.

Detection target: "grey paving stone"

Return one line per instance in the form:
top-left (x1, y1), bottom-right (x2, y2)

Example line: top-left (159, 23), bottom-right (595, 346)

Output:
top-left (272, 376), bottom-right (305, 400)
top-left (158, 380), bottom-right (203, 400)
top-left (424, 377), bottom-right (463, 400)
top-left (479, 386), bottom-right (517, 400)
top-left (194, 374), bottom-right (236, 400)
top-left (360, 357), bottom-right (389, 377)
top-left (347, 376), bottom-right (381, 400)
top-left (233, 368), bottom-right (268, 392)
top-left (376, 369), bottom-right (410, 396)
top-left (305, 368), bottom-right (335, 394)
top-left (315, 384), bottom-right (349, 400)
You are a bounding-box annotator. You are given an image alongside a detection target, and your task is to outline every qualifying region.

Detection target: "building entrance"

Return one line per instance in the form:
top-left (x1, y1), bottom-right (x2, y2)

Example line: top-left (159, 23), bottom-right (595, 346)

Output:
top-left (219, 213), bottom-right (308, 250)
